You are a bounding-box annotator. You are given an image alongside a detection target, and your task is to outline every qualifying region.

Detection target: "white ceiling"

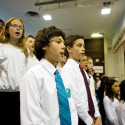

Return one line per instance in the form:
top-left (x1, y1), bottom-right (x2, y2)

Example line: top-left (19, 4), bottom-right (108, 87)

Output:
top-left (0, 0), bottom-right (125, 40)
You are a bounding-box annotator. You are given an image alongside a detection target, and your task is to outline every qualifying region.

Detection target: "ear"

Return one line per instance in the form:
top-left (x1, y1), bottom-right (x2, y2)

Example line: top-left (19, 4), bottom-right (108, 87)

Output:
top-left (66, 46), bottom-right (72, 53)
top-left (42, 46), bottom-right (47, 51)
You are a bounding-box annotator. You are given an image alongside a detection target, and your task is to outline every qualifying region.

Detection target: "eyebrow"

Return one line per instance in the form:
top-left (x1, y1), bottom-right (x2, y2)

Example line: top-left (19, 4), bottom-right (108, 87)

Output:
top-left (51, 37), bottom-right (64, 42)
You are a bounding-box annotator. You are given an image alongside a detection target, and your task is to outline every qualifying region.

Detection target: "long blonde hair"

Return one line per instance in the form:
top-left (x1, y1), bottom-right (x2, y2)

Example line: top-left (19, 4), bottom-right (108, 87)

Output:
top-left (0, 17), bottom-right (28, 56)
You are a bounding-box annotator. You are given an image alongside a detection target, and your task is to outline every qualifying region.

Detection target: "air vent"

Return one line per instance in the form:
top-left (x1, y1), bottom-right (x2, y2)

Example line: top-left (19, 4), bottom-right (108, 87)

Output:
top-left (25, 11), bottom-right (40, 18)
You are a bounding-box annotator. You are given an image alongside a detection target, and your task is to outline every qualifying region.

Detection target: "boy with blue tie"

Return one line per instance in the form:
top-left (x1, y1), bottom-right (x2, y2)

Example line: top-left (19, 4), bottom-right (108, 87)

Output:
top-left (19, 26), bottom-right (78, 125)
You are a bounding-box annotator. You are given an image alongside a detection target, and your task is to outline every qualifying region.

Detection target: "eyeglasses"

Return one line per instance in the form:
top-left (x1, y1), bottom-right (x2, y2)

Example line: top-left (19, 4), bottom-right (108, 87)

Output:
top-left (10, 24), bottom-right (23, 30)
top-left (80, 59), bottom-right (88, 62)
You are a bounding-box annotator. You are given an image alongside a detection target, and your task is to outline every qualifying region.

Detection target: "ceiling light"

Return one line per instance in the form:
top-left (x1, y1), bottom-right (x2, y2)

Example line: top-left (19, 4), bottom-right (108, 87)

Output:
top-left (101, 1), bottom-right (112, 15)
top-left (101, 8), bottom-right (111, 14)
top-left (91, 33), bottom-right (103, 38)
top-left (43, 15), bottom-right (52, 20)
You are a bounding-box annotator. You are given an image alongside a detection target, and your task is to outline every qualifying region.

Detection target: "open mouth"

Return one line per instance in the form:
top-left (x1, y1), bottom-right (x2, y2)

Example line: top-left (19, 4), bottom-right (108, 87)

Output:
top-left (60, 52), bottom-right (64, 56)
top-left (15, 32), bottom-right (20, 35)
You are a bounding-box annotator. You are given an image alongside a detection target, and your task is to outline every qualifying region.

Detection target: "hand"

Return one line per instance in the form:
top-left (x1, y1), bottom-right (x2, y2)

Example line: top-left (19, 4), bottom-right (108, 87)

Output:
top-left (95, 117), bottom-right (102, 125)
top-left (91, 123), bottom-right (95, 125)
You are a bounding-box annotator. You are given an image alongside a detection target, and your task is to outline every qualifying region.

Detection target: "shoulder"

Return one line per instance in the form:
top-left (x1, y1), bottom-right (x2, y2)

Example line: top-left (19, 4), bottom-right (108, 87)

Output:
top-left (104, 96), bottom-right (110, 101)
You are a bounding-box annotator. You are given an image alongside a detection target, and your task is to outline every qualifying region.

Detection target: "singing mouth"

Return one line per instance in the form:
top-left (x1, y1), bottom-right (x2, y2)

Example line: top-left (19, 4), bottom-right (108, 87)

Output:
top-left (15, 32), bottom-right (20, 35)
top-left (60, 52), bottom-right (64, 56)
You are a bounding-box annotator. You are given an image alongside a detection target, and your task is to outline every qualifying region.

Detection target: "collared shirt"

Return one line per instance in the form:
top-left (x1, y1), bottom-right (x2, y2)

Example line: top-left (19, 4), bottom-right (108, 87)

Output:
top-left (103, 96), bottom-right (119, 125)
top-left (25, 54), bottom-right (39, 71)
top-left (116, 101), bottom-right (125, 125)
top-left (88, 74), bottom-right (95, 94)
top-left (61, 59), bottom-right (100, 125)
top-left (0, 44), bottom-right (26, 91)
top-left (19, 58), bottom-right (78, 125)
top-left (56, 63), bottom-right (62, 75)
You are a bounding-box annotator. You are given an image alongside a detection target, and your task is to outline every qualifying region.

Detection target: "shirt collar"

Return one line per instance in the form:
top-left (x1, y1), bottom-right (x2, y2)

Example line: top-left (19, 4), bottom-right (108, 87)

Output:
top-left (40, 58), bottom-right (56, 75)
top-left (67, 58), bottom-right (80, 67)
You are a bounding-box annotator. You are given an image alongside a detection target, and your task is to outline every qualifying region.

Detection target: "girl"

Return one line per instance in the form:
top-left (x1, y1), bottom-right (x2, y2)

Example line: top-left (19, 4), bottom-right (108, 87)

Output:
top-left (0, 17), bottom-right (28, 125)
top-left (103, 79), bottom-right (120, 125)
top-left (116, 80), bottom-right (125, 125)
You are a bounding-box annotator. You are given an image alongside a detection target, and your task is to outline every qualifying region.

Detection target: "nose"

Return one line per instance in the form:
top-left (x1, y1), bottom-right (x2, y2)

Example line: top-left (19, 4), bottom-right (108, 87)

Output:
top-left (16, 26), bottom-right (20, 30)
top-left (62, 42), bottom-right (65, 49)
top-left (83, 46), bottom-right (85, 51)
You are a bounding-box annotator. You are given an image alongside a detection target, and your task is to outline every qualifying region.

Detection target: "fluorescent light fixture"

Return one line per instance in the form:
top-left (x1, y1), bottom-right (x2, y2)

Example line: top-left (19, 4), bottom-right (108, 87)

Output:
top-left (43, 15), bottom-right (52, 20)
top-left (101, 8), bottom-right (111, 14)
top-left (91, 33), bottom-right (103, 38)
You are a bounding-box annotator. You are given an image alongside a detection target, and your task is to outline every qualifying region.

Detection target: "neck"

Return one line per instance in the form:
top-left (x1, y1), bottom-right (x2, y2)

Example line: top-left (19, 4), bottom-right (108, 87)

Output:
top-left (44, 55), bottom-right (57, 67)
top-left (30, 51), bottom-right (34, 58)
top-left (8, 38), bottom-right (18, 47)
top-left (113, 94), bottom-right (117, 98)
top-left (59, 62), bottom-right (65, 67)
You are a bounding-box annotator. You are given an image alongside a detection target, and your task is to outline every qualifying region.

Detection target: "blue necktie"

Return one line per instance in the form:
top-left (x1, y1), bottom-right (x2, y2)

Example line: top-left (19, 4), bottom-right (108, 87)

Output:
top-left (54, 70), bottom-right (72, 125)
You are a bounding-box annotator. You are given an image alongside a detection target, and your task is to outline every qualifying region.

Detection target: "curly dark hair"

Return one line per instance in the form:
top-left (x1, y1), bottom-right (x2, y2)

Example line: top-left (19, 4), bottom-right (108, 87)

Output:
top-left (64, 35), bottom-right (84, 58)
top-left (34, 26), bottom-right (65, 61)
top-left (119, 80), bottom-right (125, 102)
top-left (105, 79), bottom-right (119, 101)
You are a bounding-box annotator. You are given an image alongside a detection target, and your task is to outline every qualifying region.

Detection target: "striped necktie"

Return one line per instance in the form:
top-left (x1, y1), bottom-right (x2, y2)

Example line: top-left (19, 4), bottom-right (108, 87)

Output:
top-left (54, 70), bottom-right (72, 125)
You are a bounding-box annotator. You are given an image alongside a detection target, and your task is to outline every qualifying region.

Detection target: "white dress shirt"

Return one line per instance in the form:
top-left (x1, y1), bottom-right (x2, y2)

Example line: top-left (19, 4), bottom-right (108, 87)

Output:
top-left (61, 59), bottom-right (100, 125)
top-left (103, 96), bottom-right (119, 125)
top-left (89, 75), bottom-right (95, 95)
top-left (56, 63), bottom-right (62, 75)
top-left (19, 58), bottom-right (78, 125)
top-left (115, 101), bottom-right (125, 125)
top-left (25, 54), bottom-right (39, 71)
top-left (0, 44), bottom-right (26, 91)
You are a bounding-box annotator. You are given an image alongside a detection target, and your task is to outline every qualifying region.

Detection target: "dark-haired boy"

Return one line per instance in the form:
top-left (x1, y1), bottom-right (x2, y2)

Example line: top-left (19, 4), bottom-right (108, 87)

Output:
top-left (20, 26), bottom-right (78, 125)
top-left (61, 35), bottom-right (102, 125)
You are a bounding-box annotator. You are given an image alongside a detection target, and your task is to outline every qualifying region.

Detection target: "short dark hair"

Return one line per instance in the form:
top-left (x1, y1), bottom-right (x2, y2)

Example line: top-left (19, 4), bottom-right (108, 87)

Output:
top-left (0, 19), bottom-right (5, 26)
top-left (64, 35), bottom-right (84, 58)
top-left (26, 35), bottom-right (35, 40)
top-left (34, 26), bottom-right (65, 61)
top-left (120, 80), bottom-right (125, 102)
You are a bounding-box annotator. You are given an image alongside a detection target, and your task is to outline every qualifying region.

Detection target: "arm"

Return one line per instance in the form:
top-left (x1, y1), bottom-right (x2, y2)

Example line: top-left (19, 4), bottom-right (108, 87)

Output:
top-left (103, 96), bottom-right (119, 125)
top-left (19, 71), bottom-right (44, 125)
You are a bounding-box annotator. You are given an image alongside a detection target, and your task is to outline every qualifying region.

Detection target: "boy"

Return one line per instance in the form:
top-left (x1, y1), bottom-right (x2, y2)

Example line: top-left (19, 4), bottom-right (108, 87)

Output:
top-left (80, 55), bottom-right (88, 71)
top-left (61, 35), bottom-right (102, 125)
top-left (19, 26), bottom-right (78, 125)
top-left (25, 35), bottom-right (39, 71)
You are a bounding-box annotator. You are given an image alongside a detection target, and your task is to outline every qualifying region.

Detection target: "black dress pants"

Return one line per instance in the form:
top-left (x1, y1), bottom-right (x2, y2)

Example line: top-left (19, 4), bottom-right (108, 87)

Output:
top-left (78, 116), bottom-right (87, 125)
top-left (0, 92), bottom-right (20, 125)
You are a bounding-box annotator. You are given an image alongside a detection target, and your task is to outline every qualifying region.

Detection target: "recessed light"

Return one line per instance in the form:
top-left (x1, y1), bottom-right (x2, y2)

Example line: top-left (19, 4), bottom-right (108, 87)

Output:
top-left (101, 8), bottom-right (111, 14)
top-left (91, 33), bottom-right (103, 38)
top-left (43, 15), bottom-right (52, 20)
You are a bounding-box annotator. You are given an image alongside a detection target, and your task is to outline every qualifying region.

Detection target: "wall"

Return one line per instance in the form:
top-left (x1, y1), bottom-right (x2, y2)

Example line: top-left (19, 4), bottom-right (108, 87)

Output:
top-left (105, 11), bottom-right (125, 82)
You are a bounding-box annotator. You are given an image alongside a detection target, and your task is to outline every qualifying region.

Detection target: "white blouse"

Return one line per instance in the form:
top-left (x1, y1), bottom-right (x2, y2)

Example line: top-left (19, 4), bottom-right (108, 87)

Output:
top-left (61, 59), bottom-right (100, 125)
top-left (103, 96), bottom-right (119, 125)
top-left (116, 101), bottom-right (125, 125)
top-left (0, 44), bottom-right (26, 91)
top-left (19, 58), bottom-right (78, 125)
